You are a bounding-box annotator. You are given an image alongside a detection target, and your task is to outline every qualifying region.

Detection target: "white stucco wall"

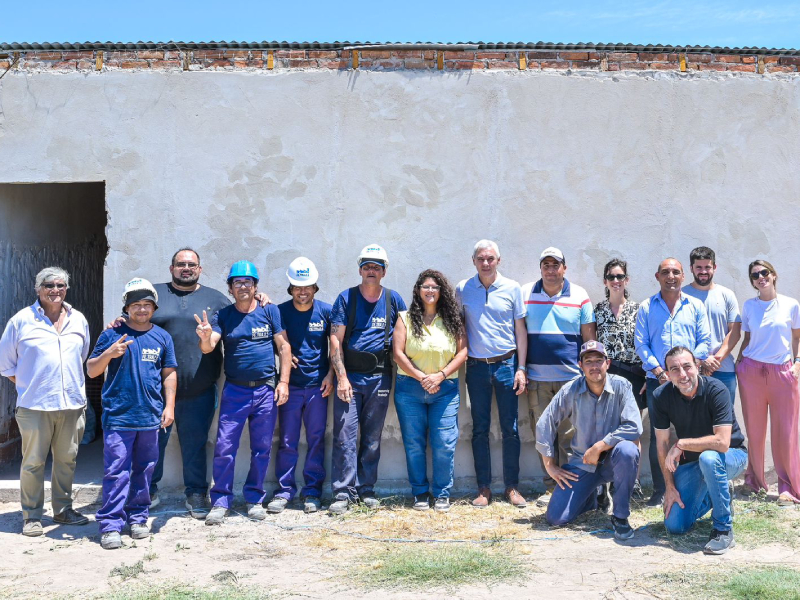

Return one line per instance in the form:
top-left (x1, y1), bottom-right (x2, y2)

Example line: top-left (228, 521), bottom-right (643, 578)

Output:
top-left (1, 68), bottom-right (798, 494)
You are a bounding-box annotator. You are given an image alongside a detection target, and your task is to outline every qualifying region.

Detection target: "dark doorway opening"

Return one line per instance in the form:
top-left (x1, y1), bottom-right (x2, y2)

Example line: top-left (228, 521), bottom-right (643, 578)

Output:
top-left (0, 182), bottom-right (108, 467)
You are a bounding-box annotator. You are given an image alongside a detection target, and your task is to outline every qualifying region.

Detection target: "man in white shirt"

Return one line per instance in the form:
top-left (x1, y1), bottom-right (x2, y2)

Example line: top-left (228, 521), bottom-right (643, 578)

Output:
top-left (0, 267), bottom-right (91, 537)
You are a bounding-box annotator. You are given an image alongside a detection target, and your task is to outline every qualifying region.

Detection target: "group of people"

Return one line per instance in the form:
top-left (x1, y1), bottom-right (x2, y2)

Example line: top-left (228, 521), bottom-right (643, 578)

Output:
top-left (1, 241), bottom-right (799, 556)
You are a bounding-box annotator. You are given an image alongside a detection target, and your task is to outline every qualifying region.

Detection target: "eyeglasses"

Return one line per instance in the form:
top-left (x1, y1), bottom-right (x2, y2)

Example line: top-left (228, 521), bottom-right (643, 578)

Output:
top-left (605, 274), bottom-right (627, 282)
top-left (174, 262), bottom-right (199, 269)
top-left (361, 264), bottom-right (384, 272)
top-left (42, 283), bottom-right (67, 290)
top-left (750, 269), bottom-right (771, 281)
top-left (232, 280), bottom-right (255, 288)
top-left (420, 285), bottom-right (441, 292)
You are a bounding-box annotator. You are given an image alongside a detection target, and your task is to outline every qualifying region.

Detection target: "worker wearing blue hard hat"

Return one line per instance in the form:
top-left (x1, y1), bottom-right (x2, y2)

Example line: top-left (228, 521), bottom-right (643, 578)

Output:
top-left (195, 260), bottom-right (292, 525)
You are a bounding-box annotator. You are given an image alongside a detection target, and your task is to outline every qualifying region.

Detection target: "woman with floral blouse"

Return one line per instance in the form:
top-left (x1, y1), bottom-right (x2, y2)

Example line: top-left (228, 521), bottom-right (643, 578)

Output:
top-left (595, 258), bottom-right (645, 499)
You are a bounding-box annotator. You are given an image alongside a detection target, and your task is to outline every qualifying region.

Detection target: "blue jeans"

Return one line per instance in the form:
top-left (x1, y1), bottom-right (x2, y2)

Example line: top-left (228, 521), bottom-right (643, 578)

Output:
top-left (465, 355), bottom-right (520, 488)
top-left (665, 447), bottom-right (748, 534)
top-left (394, 375), bottom-right (460, 498)
top-left (546, 441), bottom-right (640, 525)
top-left (646, 379), bottom-right (666, 495)
top-left (150, 385), bottom-right (218, 497)
top-left (711, 371), bottom-right (737, 406)
top-left (332, 374), bottom-right (392, 501)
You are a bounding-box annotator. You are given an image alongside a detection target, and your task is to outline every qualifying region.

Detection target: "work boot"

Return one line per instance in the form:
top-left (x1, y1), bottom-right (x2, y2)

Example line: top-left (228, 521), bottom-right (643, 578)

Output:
top-left (266, 497), bottom-right (289, 514)
top-left (472, 487), bottom-right (492, 508)
top-left (704, 529), bottom-right (735, 555)
top-left (22, 519), bottom-right (43, 537)
top-left (303, 497), bottom-right (321, 514)
top-left (205, 506), bottom-right (227, 526)
top-left (247, 503), bottom-right (267, 520)
top-left (130, 523), bottom-right (150, 539)
top-left (646, 491), bottom-right (664, 507)
top-left (505, 487), bottom-right (527, 508)
top-left (328, 498), bottom-right (350, 516)
top-left (101, 531), bottom-right (122, 550)
top-left (149, 492), bottom-right (160, 509)
top-left (53, 508), bottom-right (89, 526)
top-left (185, 493), bottom-right (210, 519)
top-left (536, 490), bottom-right (554, 507)
top-left (359, 493), bottom-right (380, 509)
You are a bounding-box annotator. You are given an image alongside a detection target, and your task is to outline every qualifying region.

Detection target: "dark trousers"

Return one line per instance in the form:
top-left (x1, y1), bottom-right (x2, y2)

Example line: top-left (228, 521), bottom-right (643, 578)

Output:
top-left (331, 374), bottom-right (392, 501)
top-left (150, 385), bottom-right (218, 497)
top-left (646, 378), bottom-right (666, 495)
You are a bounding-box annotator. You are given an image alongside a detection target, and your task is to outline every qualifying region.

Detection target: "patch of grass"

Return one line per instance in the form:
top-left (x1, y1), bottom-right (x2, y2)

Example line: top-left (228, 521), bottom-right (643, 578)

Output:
top-left (211, 571), bottom-right (239, 584)
top-left (109, 560), bottom-right (145, 580)
top-left (735, 500), bottom-right (799, 547)
top-left (143, 549), bottom-right (158, 561)
top-left (102, 582), bottom-right (272, 600)
top-left (648, 566), bottom-right (800, 600)
top-left (358, 544), bottom-right (525, 589)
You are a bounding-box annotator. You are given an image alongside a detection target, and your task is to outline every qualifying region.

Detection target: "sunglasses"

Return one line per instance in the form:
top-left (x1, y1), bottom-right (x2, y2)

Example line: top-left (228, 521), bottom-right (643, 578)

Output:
top-left (42, 283), bottom-right (67, 290)
top-left (605, 274), bottom-right (627, 282)
top-left (750, 269), bottom-right (771, 281)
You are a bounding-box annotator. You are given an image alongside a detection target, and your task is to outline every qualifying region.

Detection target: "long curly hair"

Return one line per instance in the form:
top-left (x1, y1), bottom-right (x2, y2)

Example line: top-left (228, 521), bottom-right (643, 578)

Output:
top-left (407, 269), bottom-right (463, 342)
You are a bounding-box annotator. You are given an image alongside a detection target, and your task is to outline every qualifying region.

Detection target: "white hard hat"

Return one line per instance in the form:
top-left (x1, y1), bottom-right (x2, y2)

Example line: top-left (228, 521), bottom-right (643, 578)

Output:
top-left (286, 257), bottom-right (319, 286)
top-left (123, 278), bottom-right (159, 309)
top-left (357, 244), bottom-right (389, 268)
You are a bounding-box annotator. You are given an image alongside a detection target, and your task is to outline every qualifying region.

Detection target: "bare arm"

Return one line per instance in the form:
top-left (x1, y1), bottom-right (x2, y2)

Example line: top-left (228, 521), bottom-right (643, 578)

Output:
top-left (715, 322), bottom-right (742, 362)
top-left (655, 428), bottom-right (683, 517)
top-left (581, 321), bottom-right (597, 343)
top-left (194, 311), bottom-right (221, 354)
top-left (161, 367), bottom-right (177, 428)
top-left (736, 331), bottom-right (750, 362)
top-left (419, 328), bottom-right (469, 392)
top-left (87, 334), bottom-right (133, 378)
top-left (392, 318), bottom-right (426, 381)
top-left (329, 323), bottom-right (352, 402)
top-left (513, 317), bottom-right (528, 395)
top-left (273, 330), bottom-right (292, 405)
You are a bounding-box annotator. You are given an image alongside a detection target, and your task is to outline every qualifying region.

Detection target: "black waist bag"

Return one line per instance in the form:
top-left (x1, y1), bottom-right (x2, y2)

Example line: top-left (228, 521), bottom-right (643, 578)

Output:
top-left (343, 286), bottom-right (393, 375)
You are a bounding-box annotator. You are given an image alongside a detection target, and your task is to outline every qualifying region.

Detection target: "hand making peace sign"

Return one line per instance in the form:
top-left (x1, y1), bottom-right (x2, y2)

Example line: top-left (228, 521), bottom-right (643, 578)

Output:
top-left (194, 310), bottom-right (213, 340)
top-left (110, 333), bottom-right (134, 357)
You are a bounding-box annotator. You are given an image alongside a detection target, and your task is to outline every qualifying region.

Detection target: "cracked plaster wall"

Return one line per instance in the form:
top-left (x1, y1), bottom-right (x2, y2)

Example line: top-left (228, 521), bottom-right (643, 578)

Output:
top-left (0, 70), bottom-right (798, 491)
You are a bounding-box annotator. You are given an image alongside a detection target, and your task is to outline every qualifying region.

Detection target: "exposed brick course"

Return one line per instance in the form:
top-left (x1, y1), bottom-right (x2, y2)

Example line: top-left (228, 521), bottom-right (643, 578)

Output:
top-left (8, 48), bottom-right (800, 76)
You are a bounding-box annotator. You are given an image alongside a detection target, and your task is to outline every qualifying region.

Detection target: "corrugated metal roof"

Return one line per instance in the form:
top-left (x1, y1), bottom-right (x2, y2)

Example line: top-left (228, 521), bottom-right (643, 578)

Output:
top-left (1, 41), bottom-right (798, 55)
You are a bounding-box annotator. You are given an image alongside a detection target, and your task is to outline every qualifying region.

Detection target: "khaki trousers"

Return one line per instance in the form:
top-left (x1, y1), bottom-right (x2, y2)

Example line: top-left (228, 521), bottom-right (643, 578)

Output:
top-left (528, 380), bottom-right (574, 491)
top-left (16, 406), bottom-right (85, 520)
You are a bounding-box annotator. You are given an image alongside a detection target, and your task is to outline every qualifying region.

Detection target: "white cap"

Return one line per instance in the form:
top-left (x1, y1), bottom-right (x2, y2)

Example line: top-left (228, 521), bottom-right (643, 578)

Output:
top-left (357, 244), bottom-right (389, 268)
top-left (123, 278), bottom-right (158, 308)
top-left (286, 257), bottom-right (319, 286)
top-left (539, 247), bottom-right (565, 264)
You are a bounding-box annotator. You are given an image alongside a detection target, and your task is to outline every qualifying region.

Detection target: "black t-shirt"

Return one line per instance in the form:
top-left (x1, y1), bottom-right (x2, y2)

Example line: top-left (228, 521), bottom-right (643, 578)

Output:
top-left (150, 283), bottom-right (230, 398)
top-left (652, 376), bottom-right (745, 465)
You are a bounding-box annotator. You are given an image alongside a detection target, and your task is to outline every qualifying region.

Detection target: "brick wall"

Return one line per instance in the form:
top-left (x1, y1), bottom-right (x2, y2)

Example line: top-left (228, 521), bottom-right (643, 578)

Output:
top-left (2, 48), bottom-right (799, 75)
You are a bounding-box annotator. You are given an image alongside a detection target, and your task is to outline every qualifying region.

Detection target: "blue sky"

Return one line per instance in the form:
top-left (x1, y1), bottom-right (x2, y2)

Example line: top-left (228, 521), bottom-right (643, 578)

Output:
top-left (6, 1), bottom-right (799, 49)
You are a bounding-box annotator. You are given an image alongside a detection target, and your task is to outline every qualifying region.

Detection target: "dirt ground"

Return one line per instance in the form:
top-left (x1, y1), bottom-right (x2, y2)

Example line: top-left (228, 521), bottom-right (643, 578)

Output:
top-left (0, 491), bottom-right (798, 600)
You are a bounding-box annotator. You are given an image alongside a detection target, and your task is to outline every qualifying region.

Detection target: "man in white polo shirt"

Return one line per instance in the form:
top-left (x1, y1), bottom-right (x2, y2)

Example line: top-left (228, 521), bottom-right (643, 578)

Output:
top-left (523, 247), bottom-right (596, 507)
top-left (456, 240), bottom-right (528, 508)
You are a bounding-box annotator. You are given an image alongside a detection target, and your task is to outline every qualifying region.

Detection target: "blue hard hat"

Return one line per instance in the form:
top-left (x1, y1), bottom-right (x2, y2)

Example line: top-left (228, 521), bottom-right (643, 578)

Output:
top-left (227, 260), bottom-right (259, 282)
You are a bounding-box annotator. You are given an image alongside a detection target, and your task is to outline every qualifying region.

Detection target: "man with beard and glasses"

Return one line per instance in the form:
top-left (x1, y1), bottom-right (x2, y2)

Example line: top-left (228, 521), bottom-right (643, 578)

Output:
top-left (682, 247), bottom-right (741, 405)
top-left (108, 248), bottom-right (268, 517)
top-left (635, 258), bottom-right (711, 507)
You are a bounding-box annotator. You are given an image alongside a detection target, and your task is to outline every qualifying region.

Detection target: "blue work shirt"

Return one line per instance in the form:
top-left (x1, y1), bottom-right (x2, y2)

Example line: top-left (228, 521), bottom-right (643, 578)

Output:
top-left (535, 373), bottom-right (643, 473)
top-left (634, 292), bottom-right (711, 378)
top-left (90, 323), bottom-right (178, 431)
top-left (211, 304), bottom-right (284, 382)
top-left (278, 299), bottom-right (332, 388)
top-left (455, 273), bottom-right (526, 359)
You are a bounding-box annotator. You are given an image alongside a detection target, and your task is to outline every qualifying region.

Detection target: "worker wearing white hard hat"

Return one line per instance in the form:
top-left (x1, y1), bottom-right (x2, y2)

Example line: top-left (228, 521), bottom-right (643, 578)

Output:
top-left (327, 244), bottom-right (407, 515)
top-left (265, 258), bottom-right (333, 515)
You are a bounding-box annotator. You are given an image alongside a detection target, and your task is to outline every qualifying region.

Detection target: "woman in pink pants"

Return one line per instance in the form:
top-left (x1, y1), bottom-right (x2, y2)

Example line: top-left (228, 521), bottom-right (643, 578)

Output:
top-left (736, 259), bottom-right (800, 505)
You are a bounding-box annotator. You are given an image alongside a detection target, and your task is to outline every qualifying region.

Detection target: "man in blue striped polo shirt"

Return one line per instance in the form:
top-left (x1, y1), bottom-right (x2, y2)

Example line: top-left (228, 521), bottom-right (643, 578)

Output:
top-left (522, 247), bottom-right (596, 507)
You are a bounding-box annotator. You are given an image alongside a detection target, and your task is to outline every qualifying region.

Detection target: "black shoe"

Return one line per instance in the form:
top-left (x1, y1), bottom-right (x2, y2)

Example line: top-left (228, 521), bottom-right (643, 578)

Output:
top-left (413, 493), bottom-right (431, 511)
top-left (611, 515), bottom-right (634, 540)
top-left (53, 508), bottom-right (89, 526)
top-left (632, 479), bottom-right (645, 501)
top-left (596, 484), bottom-right (611, 514)
top-left (646, 492), bottom-right (664, 507)
top-left (704, 529), bottom-right (735, 555)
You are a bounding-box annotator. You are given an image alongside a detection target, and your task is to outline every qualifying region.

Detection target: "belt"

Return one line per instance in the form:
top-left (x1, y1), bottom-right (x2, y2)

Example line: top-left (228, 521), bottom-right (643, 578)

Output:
top-left (469, 349), bottom-right (516, 364)
top-left (226, 377), bottom-right (274, 388)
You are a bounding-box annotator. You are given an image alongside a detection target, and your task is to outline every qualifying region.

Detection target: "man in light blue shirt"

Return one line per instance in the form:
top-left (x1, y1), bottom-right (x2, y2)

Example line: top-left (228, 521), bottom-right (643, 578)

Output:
top-left (682, 246), bottom-right (741, 405)
top-left (635, 257), bottom-right (711, 507)
top-left (456, 240), bottom-right (528, 508)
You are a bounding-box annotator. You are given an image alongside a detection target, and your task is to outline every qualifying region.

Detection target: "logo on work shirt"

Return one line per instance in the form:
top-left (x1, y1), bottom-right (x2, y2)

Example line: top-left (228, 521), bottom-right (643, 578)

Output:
top-left (251, 325), bottom-right (271, 340)
top-left (142, 348), bottom-right (161, 363)
top-left (371, 316), bottom-right (386, 329)
top-left (308, 320), bottom-right (325, 332)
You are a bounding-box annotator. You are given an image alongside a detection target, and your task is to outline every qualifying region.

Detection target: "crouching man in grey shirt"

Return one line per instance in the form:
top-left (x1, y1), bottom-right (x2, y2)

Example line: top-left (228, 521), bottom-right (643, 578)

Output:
top-left (536, 341), bottom-right (643, 540)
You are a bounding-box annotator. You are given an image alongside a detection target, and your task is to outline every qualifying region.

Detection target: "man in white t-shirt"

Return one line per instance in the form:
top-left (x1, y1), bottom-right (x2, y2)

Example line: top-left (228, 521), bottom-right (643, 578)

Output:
top-left (682, 246), bottom-right (741, 405)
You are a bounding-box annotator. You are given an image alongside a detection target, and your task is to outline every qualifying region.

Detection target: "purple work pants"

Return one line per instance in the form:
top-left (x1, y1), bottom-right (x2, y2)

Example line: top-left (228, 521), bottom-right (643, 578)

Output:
top-left (96, 429), bottom-right (159, 534)
top-left (274, 385), bottom-right (328, 500)
top-left (210, 382), bottom-right (278, 508)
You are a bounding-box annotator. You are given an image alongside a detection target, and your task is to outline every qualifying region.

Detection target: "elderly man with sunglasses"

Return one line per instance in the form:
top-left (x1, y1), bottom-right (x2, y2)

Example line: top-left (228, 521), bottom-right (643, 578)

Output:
top-left (0, 267), bottom-right (91, 536)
